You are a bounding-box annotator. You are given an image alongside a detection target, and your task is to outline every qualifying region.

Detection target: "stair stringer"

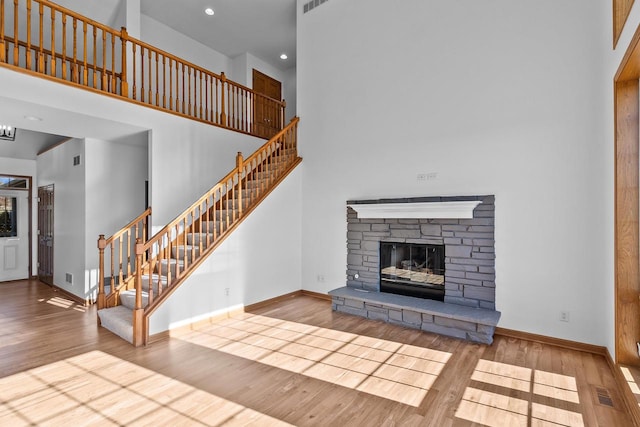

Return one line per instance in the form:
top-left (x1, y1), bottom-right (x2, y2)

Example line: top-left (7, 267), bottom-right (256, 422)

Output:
top-left (141, 156), bottom-right (302, 344)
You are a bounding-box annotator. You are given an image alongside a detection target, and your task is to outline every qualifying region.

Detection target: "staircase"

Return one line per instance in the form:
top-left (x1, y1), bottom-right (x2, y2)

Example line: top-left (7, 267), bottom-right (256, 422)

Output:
top-left (97, 117), bottom-right (301, 345)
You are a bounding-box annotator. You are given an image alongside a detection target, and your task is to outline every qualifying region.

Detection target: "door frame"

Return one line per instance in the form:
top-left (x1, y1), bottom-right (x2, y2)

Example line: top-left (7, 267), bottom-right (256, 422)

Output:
top-left (615, 22), bottom-right (640, 365)
top-left (0, 174), bottom-right (32, 280)
top-left (37, 184), bottom-right (54, 285)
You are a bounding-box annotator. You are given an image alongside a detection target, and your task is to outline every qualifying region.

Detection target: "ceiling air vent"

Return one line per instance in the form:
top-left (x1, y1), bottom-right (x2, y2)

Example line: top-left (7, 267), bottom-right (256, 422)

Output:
top-left (303, 0), bottom-right (328, 14)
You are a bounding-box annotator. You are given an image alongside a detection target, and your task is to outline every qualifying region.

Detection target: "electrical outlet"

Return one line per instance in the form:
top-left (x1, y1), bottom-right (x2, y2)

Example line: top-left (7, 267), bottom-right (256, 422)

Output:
top-left (559, 311), bottom-right (570, 322)
top-left (417, 173), bottom-right (438, 182)
top-left (317, 274), bottom-right (325, 283)
top-left (224, 287), bottom-right (229, 296)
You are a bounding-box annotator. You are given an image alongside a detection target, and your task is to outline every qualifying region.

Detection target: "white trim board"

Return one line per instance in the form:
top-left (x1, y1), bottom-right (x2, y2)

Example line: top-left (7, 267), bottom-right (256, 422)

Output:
top-left (347, 201), bottom-right (482, 219)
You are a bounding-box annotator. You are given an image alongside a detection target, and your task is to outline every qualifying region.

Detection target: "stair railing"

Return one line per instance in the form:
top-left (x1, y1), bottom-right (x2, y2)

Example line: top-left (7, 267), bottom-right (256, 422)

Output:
top-left (0, 0), bottom-right (286, 139)
top-left (97, 207), bottom-right (151, 309)
top-left (128, 117), bottom-right (300, 346)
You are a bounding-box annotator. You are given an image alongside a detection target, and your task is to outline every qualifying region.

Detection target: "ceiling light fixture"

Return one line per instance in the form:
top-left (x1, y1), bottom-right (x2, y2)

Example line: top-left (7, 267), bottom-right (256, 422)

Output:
top-left (280, 53), bottom-right (288, 60)
top-left (204, 7), bottom-right (214, 16)
top-left (0, 125), bottom-right (16, 141)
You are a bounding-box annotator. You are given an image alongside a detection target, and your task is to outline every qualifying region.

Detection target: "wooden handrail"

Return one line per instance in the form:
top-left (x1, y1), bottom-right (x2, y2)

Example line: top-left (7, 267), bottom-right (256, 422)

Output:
top-left (104, 207), bottom-right (151, 246)
top-left (0, 0), bottom-right (286, 139)
top-left (130, 117), bottom-right (300, 346)
top-left (97, 207), bottom-right (151, 310)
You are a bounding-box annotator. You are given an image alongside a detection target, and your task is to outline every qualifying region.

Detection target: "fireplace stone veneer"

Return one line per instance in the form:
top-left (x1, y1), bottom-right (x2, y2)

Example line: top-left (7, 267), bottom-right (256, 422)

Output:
top-left (329, 195), bottom-right (500, 344)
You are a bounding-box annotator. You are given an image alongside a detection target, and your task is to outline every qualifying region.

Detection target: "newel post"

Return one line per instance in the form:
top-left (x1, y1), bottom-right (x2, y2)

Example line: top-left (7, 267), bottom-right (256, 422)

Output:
top-left (97, 234), bottom-right (106, 309)
top-left (120, 27), bottom-right (129, 96)
top-left (132, 238), bottom-right (145, 346)
top-left (294, 117), bottom-right (299, 151)
top-left (220, 72), bottom-right (227, 127)
top-left (236, 152), bottom-right (244, 215)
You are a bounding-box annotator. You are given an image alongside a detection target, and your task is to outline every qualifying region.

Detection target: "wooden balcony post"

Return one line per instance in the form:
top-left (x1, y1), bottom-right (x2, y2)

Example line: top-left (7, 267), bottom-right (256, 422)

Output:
top-left (0, 0), bottom-right (5, 63)
top-left (133, 237), bottom-right (144, 346)
top-left (12, 0), bottom-right (18, 66)
top-left (97, 234), bottom-right (106, 309)
top-left (37, 2), bottom-right (44, 73)
top-left (50, 8), bottom-right (56, 75)
top-left (26, 0), bottom-right (32, 70)
top-left (120, 27), bottom-right (129, 96)
top-left (281, 99), bottom-right (286, 131)
top-left (236, 152), bottom-right (243, 215)
top-left (220, 72), bottom-right (227, 127)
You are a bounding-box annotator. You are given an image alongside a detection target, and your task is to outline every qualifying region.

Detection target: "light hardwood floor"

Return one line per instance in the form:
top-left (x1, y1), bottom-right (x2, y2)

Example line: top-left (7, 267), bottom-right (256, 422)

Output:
top-left (0, 279), bottom-right (634, 426)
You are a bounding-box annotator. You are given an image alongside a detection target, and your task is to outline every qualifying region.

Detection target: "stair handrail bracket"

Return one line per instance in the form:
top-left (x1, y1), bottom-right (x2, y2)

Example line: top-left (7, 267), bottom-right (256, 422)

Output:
top-left (0, 0), bottom-right (286, 139)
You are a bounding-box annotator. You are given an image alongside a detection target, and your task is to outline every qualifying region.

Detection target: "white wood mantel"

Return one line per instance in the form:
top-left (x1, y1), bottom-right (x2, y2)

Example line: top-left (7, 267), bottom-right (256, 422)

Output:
top-left (347, 201), bottom-right (482, 219)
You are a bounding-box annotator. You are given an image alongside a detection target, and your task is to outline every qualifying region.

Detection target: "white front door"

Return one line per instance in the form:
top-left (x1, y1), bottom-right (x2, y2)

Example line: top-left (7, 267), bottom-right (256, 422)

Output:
top-left (0, 190), bottom-right (29, 282)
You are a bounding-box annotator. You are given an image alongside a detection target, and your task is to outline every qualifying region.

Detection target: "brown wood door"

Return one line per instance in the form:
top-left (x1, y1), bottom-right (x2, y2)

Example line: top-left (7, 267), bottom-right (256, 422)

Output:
top-left (37, 185), bottom-right (54, 285)
top-left (253, 69), bottom-right (282, 139)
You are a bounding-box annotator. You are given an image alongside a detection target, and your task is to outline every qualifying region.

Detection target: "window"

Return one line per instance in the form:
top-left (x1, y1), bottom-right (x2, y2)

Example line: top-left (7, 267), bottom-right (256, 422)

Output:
top-left (0, 177), bottom-right (27, 189)
top-left (0, 197), bottom-right (17, 237)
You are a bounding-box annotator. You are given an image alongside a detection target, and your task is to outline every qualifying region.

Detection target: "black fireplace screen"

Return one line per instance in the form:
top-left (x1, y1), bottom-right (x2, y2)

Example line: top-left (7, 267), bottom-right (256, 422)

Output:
top-left (380, 242), bottom-right (445, 300)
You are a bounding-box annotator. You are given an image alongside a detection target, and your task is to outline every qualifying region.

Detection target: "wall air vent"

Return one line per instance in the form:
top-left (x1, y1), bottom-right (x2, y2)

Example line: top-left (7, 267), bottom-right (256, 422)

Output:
top-left (303, 0), bottom-right (328, 14)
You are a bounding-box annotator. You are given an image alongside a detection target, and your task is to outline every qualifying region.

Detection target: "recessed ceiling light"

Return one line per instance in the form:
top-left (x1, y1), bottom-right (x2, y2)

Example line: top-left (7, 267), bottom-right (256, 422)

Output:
top-left (204, 7), bottom-right (214, 16)
top-left (24, 115), bottom-right (42, 121)
top-left (280, 53), bottom-right (288, 60)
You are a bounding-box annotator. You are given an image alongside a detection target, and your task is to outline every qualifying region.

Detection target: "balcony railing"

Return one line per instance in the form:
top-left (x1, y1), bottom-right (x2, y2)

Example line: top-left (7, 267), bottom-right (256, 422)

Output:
top-left (0, 0), bottom-right (285, 139)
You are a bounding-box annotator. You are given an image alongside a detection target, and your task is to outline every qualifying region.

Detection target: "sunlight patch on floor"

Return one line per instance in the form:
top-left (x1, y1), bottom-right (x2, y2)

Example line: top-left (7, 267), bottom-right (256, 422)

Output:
top-left (455, 359), bottom-right (585, 427)
top-left (621, 366), bottom-right (640, 398)
top-left (38, 296), bottom-right (86, 312)
top-left (178, 313), bottom-right (452, 407)
top-left (0, 350), bottom-right (293, 426)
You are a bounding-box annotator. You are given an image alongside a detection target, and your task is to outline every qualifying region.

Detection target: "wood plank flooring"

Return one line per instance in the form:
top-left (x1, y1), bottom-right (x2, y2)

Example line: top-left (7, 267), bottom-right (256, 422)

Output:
top-left (0, 279), bottom-right (634, 426)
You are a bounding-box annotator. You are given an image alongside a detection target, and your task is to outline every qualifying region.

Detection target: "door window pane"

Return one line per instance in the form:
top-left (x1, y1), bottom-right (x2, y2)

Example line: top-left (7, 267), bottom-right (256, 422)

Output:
top-left (0, 177), bottom-right (27, 189)
top-left (0, 197), bottom-right (17, 237)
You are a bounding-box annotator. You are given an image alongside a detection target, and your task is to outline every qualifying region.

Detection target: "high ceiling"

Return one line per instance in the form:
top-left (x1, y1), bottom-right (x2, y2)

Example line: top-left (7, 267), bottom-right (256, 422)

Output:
top-left (141, 0), bottom-right (297, 71)
top-left (52, 0), bottom-right (297, 71)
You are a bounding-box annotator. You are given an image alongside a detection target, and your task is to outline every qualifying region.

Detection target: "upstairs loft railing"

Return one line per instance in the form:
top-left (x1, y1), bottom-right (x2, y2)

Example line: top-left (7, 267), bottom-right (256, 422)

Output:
top-left (97, 117), bottom-right (301, 346)
top-left (0, 0), bottom-right (285, 139)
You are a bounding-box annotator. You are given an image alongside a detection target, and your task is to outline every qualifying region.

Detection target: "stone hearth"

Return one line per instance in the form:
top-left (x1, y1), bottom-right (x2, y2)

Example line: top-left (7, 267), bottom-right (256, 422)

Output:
top-left (329, 195), bottom-right (501, 344)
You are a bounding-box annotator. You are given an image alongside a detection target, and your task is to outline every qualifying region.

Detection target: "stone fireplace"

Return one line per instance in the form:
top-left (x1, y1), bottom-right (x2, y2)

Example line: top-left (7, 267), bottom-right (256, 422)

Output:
top-left (329, 195), bottom-right (501, 344)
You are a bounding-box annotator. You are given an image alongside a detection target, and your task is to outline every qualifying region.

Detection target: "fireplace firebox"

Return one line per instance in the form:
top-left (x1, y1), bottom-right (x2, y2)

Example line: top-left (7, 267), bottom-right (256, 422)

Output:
top-left (380, 242), bottom-right (445, 301)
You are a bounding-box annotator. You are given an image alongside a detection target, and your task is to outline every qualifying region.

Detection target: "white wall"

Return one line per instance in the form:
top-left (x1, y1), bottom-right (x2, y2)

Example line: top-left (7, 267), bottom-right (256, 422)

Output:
top-left (37, 139), bottom-right (86, 296)
top-left (297, 0), bottom-right (611, 347)
top-left (150, 166), bottom-right (302, 335)
top-left (147, 115), bottom-right (263, 227)
top-left (140, 14), bottom-right (231, 77)
top-left (283, 66), bottom-right (297, 121)
top-left (0, 157), bottom-right (37, 276)
top-left (84, 136), bottom-right (149, 298)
